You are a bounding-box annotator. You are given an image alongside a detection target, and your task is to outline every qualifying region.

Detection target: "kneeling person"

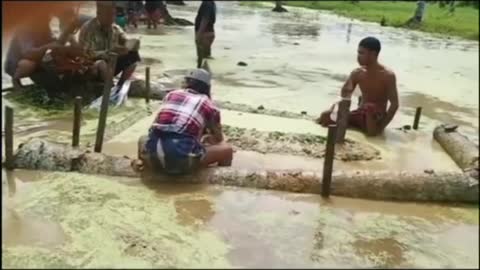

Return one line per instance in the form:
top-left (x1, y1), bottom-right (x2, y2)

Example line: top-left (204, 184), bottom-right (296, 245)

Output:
top-left (134, 69), bottom-right (233, 175)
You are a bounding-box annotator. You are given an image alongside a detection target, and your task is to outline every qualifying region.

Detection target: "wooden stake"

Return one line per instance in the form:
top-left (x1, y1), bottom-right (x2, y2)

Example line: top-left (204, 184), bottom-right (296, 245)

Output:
top-left (4, 106), bottom-right (14, 170)
top-left (145, 67), bottom-right (150, 103)
top-left (335, 99), bottom-right (351, 144)
top-left (94, 53), bottom-right (118, 153)
top-left (72, 96), bottom-right (82, 147)
top-left (322, 124), bottom-right (337, 197)
top-left (413, 107), bottom-right (422, 130)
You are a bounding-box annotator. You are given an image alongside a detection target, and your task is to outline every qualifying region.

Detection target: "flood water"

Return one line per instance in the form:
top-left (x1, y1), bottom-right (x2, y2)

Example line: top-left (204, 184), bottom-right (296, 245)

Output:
top-left (2, 169), bottom-right (479, 268)
top-left (126, 1), bottom-right (479, 142)
top-left (1, 1), bottom-right (479, 268)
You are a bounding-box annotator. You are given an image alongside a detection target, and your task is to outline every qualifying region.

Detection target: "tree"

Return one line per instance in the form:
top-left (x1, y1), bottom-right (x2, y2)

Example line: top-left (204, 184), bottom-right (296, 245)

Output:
top-left (272, 1), bottom-right (288, 12)
top-left (406, 0), bottom-right (427, 25)
top-left (159, 2), bottom-right (193, 26)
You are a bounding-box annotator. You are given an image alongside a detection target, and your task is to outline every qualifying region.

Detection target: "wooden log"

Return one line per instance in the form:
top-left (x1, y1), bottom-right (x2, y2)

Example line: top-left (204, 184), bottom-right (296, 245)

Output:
top-left (335, 99), bottom-right (351, 143)
top-left (145, 67), bottom-right (151, 104)
top-left (322, 125), bottom-right (337, 197)
top-left (72, 96), bottom-right (82, 147)
top-left (12, 138), bottom-right (479, 203)
top-left (413, 107), bottom-right (422, 130)
top-left (4, 106), bottom-right (14, 170)
top-left (434, 124), bottom-right (479, 175)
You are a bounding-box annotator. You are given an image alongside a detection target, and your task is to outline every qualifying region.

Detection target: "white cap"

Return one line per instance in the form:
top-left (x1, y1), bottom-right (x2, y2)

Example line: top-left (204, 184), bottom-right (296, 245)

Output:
top-left (185, 68), bottom-right (211, 86)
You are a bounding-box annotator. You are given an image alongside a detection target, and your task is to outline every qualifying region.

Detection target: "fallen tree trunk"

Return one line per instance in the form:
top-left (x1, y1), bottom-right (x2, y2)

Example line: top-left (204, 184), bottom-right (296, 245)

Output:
top-left (11, 139), bottom-right (478, 203)
top-left (433, 124), bottom-right (478, 178)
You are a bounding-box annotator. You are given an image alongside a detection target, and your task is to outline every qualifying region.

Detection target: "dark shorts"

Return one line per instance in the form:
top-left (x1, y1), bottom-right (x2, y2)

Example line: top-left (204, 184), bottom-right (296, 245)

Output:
top-left (29, 67), bottom-right (65, 97)
top-left (145, 129), bottom-right (205, 175)
top-left (114, 50), bottom-right (141, 76)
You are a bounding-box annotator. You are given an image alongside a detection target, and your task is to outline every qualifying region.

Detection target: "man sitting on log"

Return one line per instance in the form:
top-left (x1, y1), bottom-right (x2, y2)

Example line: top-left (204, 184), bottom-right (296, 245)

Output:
top-left (316, 37), bottom-right (399, 136)
top-left (78, 1), bottom-right (141, 89)
top-left (132, 69), bottom-right (234, 175)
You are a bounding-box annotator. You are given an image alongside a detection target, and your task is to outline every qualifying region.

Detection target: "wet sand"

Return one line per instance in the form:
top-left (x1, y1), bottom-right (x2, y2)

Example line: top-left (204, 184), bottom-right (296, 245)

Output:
top-left (2, 169), bottom-right (478, 268)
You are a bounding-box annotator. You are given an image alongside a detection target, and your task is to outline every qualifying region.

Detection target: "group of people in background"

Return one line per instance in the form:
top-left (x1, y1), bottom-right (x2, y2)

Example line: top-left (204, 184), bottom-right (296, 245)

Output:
top-left (5, 1), bottom-right (141, 98)
top-left (4, 0), bottom-right (216, 98)
top-left (114, 1), bottom-right (165, 30)
top-left (5, 1), bottom-right (398, 176)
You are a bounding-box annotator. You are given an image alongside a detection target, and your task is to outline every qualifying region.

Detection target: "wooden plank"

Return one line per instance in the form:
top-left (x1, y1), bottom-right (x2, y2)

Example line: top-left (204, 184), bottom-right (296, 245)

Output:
top-left (94, 53), bottom-right (118, 153)
top-left (4, 106), bottom-right (14, 170)
top-left (72, 96), bottom-right (82, 147)
top-left (322, 124), bottom-right (337, 197)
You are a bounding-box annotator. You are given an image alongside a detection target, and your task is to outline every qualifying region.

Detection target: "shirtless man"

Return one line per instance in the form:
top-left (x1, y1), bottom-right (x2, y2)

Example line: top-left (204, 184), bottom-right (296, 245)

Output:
top-left (316, 37), bottom-right (399, 136)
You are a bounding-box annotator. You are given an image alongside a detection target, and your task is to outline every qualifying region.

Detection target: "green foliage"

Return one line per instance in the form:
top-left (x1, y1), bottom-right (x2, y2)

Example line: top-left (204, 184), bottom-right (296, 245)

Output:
top-left (242, 1), bottom-right (479, 40)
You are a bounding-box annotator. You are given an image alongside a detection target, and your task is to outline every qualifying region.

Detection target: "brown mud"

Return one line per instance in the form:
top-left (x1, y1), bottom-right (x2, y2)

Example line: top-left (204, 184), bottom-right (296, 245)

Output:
top-left (222, 125), bottom-right (381, 161)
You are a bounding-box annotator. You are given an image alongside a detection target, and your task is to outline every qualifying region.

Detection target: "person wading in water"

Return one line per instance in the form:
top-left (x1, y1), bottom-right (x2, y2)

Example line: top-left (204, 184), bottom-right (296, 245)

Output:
top-left (195, 0), bottom-right (216, 68)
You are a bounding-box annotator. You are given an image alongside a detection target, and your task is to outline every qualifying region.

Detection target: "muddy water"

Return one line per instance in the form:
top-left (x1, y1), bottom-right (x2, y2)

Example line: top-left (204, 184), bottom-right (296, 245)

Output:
top-left (2, 1), bottom-right (479, 268)
top-left (111, 1), bottom-right (478, 142)
top-left (2, 169), bottom-right (478, 268)
top-left (103, 107), bottom-right (460, 172)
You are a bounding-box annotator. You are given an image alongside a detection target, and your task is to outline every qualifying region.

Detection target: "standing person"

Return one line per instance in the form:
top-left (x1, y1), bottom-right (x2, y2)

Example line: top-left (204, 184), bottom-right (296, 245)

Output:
top-left (79, 1), bottom-right (141, 89)
top-left (316, 37), bottom-right (399, 136)
top-left (115, 1), bottom-right (129, 29)
top-left (145, 0), bottom-right (163, 29)
top-left (132, 69), bottom-right (234, 175)
top-left (195, 0), bottom-right (216, 68)
top-left (127, 0), bottom-right (144, 28)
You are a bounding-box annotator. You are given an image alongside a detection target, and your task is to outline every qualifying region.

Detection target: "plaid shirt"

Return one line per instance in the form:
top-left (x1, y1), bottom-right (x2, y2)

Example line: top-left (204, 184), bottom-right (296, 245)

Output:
top-left (152, 89), bottom-right (221, 139)
top-left (78, 18), bottom-right (127, 59)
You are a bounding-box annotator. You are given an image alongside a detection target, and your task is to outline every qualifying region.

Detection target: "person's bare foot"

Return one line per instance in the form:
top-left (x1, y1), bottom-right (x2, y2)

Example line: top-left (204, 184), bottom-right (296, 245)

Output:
top-left (131, 159), bottom-right (144, 172)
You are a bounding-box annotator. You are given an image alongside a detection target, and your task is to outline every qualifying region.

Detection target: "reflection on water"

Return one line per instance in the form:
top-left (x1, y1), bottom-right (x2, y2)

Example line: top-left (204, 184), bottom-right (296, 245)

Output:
top-left (270, 22), bottom-right (321, 39)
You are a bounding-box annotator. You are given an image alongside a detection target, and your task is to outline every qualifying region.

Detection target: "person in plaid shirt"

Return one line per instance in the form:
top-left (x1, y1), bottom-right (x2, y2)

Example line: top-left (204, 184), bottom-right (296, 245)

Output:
top-left (133, 68), bottom-right (233, 175)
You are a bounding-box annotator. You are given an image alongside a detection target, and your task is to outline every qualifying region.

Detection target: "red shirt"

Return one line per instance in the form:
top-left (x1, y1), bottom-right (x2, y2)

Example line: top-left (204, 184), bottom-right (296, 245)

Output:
top-left (152, 89), bottom-right (221, 139)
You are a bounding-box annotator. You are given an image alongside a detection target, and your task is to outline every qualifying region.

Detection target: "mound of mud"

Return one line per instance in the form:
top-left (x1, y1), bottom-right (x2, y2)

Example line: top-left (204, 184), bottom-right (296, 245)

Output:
top-left (222, 125), bottom-right (381, 162)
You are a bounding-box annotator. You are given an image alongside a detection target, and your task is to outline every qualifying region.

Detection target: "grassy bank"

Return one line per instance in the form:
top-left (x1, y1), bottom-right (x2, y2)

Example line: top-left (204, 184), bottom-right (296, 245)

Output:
top-left (241, 1), bottom-right (479, 40)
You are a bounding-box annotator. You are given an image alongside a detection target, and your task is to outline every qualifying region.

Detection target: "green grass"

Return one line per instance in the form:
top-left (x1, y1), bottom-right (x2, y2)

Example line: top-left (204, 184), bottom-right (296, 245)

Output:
top-left (241, 1), bottom-right (479, 40)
